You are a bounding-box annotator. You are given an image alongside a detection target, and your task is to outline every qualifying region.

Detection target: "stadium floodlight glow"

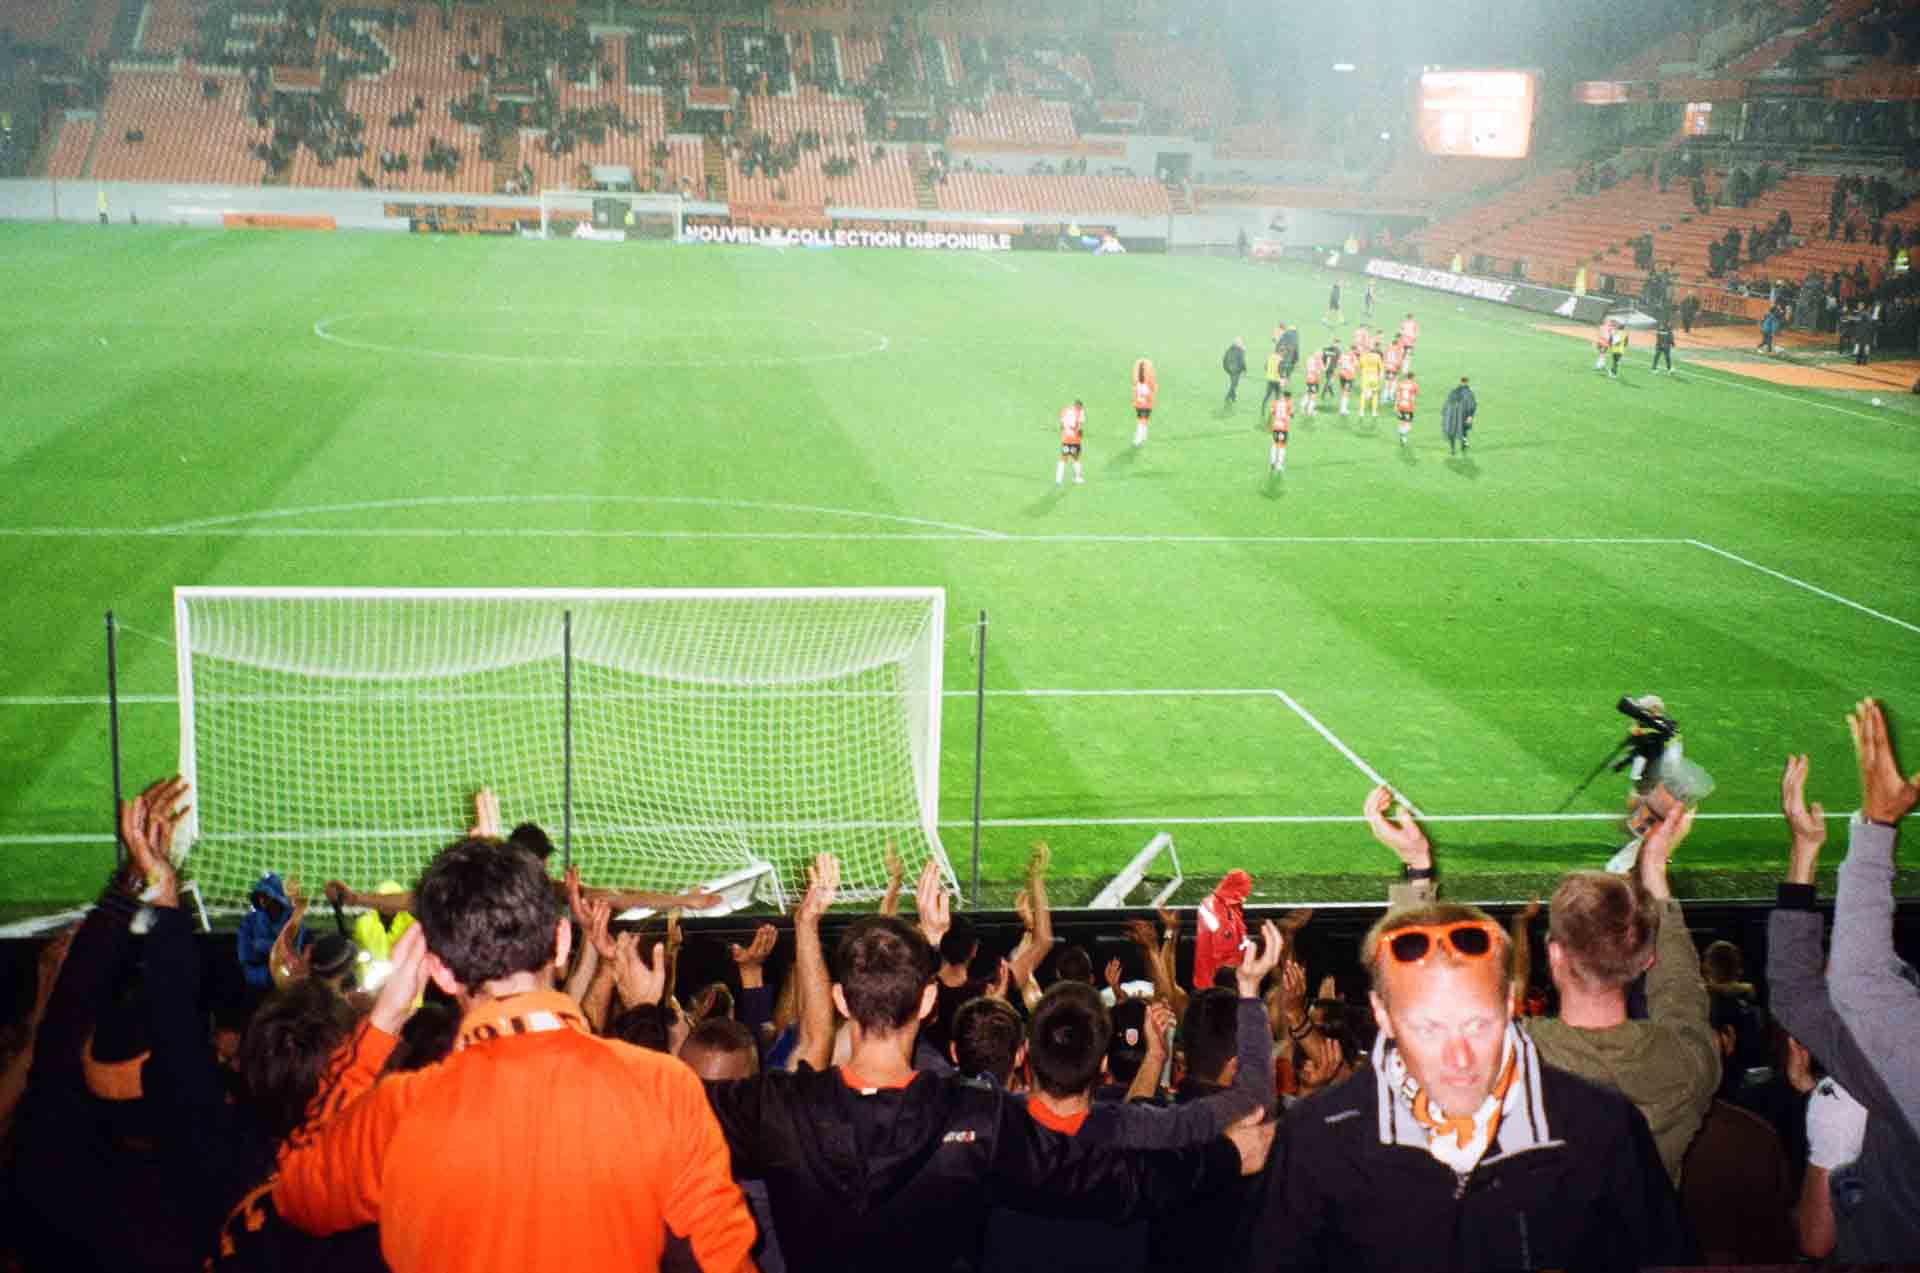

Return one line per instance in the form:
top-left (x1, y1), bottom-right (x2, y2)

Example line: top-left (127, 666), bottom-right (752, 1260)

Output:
top-left (1332, 62), bottom-right (1356, 72)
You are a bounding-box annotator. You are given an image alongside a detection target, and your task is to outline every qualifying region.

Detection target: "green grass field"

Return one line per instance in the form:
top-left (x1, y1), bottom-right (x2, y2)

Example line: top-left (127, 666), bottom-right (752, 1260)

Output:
top-left (3, 221), bottom-right (1916, 920)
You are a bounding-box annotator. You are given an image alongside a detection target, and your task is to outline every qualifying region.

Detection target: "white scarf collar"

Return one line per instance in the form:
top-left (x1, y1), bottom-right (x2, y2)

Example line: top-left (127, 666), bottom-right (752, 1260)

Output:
top-left (1373, 1022), bottom-right (1552, 1176)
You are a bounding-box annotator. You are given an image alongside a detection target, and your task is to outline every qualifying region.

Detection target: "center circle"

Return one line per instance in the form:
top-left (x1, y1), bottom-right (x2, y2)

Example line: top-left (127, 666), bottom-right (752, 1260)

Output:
top-left (312, 308), bottom-right (889, 368)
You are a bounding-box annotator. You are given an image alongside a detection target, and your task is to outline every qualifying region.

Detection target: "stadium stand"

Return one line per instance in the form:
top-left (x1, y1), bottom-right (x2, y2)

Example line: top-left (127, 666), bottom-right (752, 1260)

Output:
top-left (1109, 33), bottom-right (1232, 136)
top-left (0, 0), bottom-right (72, 44)
top-left (935, 171), bottom-right (1168, 216)
top-left (946, 93), bottom-right (1077, 147)
top-left (83, 73), bottom-right (271, 185)
top-left (1722, 0), bottom-right (1876, 75)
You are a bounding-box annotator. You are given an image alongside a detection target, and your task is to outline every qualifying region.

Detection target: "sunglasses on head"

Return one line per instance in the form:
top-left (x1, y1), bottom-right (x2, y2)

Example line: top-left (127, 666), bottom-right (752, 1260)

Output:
top-left (1376, 920), bottom-right (1503, 966)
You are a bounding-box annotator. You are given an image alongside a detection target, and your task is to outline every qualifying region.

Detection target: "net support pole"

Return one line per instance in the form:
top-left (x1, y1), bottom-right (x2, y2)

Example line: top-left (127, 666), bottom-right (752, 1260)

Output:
top-left (563, 609), bottom-right (574, 876)
top-left (970, 609), bottom-right (986, 904)
top-left (105, 610), bottom-right (124, 867)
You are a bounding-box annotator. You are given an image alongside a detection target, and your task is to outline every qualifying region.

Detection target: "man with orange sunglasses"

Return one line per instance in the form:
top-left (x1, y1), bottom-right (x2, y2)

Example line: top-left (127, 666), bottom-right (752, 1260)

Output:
top-left (1254, 888), bottom-right (1686, 1271)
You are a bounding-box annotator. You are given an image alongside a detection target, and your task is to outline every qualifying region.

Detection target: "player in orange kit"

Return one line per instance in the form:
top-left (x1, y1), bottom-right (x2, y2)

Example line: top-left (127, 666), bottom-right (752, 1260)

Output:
top-left (1055, 399), bottom-right (1085, 485)
top-left (1393, 371), bottom-right (1419, 447)
top-left (1130, 357), bottom-right (1156, 448)
top-left (1383, 336), bottom-right (1406, 397)
top-left (1268, 390), bottom-right (1293, 473)
top-left (1301, 348), bottom-right (1324, 415)
top-left (1335, 345), bottom-right (1359, 417)
top-left (1398, 312), bottom-right (1419, 355)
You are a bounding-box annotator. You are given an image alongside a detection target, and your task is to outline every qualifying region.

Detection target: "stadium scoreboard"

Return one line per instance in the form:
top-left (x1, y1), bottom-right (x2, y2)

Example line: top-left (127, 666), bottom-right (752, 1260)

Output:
top-left (1416, 70), bottom-right (1537, 159)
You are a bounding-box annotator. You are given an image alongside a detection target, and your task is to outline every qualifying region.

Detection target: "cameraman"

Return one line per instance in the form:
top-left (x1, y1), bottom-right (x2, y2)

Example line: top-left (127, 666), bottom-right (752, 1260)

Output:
top-left (1606, 695), bottom-right (1713, 873)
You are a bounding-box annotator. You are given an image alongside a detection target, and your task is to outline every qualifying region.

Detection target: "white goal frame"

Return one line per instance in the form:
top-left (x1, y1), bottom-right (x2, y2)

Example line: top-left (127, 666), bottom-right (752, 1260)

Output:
top-left (173, 585), bottom-right (950, 911)
top-left (535, 188), bottom-right (685, 241)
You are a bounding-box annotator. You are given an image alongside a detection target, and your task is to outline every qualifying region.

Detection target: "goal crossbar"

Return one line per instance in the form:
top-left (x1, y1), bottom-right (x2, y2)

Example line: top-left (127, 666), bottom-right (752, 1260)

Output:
top-left (173, 586), bottom-right (952, 911)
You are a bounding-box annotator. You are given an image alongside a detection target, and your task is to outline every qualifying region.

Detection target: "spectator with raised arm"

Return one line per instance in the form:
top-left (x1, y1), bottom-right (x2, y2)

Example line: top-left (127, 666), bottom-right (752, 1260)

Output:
top-left (1364, 783), bottom-right (1720, 1185)
top-left (1830, 699), bottom-right (1920, 1126)
top-left (1255, 895), bottom-right (1687, 1272)
top-left (700, 853), bottom-right (1273, 1273)
top-left (276, 836), bottom-right (758, 1273)
top-left (1768, 738), bottom-right (1920, 1260)
top-left (8, 776), bottom-right (208, 1271)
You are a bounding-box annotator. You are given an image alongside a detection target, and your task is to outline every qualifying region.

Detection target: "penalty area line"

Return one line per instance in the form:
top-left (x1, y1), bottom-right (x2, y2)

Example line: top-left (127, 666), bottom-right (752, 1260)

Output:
top-left (1269, 688), bottom-right (1423, 818)
top-left (1687, 539), bottom-right (1920, 637)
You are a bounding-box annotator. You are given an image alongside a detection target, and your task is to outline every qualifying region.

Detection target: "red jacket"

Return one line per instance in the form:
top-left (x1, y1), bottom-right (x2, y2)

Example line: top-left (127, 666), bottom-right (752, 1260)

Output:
top-left (276, 992), bottom-right (756, 1273)
top-left (1192, 870), bottom-right (1253, 990)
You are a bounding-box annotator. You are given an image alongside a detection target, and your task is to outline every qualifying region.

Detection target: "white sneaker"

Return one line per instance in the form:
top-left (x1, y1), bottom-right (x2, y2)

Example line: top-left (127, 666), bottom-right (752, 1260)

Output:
top-left (1073, 475), bottom-right (1084, 485)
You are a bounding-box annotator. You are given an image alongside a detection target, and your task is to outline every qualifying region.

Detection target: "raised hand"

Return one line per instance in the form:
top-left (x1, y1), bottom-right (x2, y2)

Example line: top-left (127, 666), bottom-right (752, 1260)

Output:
top-left (1105, 957), bottom-right (1125, 998)
top-left (584, 897), bottom-right (616, 961)
top-left (565, 864), bottom-right (590, 927)
top-left (1145, 999), bottom-right (1176, 1055)
top-left (1848, 698), bottom-right (1919, 826)
top-left (1027, 840), bottom-right (1052, 879)
top-left (1782, 753), bottom-right (1827, 884)
top-left (1363, 784), bottom-right (1430, 870)
top-left (1236, 920), bottom-right (1285, 999)
top-left (1125, 918), bottom-right (1159, 950)
top-left (1278, 959), bottom-right (1308, 1030)
top-left (1297, 1030), bottom-right (1345, 1089)
top-left (797, 853), bottom-right (839, 925)
top-left (118, 774), bottom-right (189, 906)
top-left (1156, 905), bottom-right (1181, 938)
top-left (1013, 888), bottom-right (1034, 932)
top-left (884, 841), bottom-right (905, 887)
top-left (1637, 800), bottom-right (1695, 901)
top-left (468, 786), bottom-right (501, 839)
top-left (613, 931), bottom-right (668, 1008)
top-left (731, 923), bottom-right (778, 967)
top-left (1277, 907), bottom-right (1313, 936)
top-left (369, 924), bottom-right (429, 1034)
top-left (914, 857), bottom-right (950, 949)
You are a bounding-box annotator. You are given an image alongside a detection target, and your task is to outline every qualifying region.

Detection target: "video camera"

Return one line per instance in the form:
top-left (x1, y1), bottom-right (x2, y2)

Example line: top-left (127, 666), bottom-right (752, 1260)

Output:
top-left (1616, 695), bottom-right (1678, 740)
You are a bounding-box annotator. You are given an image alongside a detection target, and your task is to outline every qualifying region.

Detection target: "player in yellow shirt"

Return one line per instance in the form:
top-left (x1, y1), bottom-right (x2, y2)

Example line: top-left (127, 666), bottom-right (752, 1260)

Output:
top-left (1358, 346), bottom-right (1385, 418)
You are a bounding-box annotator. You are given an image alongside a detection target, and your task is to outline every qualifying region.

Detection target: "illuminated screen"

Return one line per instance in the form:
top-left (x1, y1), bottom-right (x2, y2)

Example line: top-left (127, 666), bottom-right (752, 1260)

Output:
top-left (1417, 70), bottom-right (1537, 159)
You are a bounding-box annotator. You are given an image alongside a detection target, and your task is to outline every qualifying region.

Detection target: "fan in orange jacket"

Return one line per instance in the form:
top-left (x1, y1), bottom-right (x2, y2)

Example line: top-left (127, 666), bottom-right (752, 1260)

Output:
top-left (275, 839), bottom-right (758, 1273)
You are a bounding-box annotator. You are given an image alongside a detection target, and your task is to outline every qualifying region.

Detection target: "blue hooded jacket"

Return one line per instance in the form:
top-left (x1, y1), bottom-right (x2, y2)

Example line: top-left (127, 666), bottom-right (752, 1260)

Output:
top-left (235, 873), bottom-right (300, 989)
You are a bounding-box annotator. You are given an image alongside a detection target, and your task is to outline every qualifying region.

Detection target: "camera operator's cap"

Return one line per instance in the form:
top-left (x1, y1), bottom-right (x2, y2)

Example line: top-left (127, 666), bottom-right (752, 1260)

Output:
top-left (1631, 694), bottom-right (1667, 716)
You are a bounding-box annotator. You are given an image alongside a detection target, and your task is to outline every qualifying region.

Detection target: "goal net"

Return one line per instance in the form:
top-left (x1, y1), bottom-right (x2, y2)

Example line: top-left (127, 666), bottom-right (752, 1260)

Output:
top-left (173, 587), bottom-right (952, 912)
top-left (535, 189), bottom-right (684, 242)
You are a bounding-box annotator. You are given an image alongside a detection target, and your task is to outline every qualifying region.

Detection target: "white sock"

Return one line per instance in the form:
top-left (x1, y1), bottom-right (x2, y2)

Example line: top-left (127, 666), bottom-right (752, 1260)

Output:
top-left (1133, 422), bottom-right (1147, 447)
top-left (1073, 461), bottom-right (1083, 482)
top-left (1055, 460), bottom-right (1064, 484)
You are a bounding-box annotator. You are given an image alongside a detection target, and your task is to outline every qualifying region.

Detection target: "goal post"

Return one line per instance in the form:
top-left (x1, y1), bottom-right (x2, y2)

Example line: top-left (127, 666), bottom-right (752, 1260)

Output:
top-left (535, 188), bottom-right (684, 242)
top-left (173, 586), bottom-right (952, 913)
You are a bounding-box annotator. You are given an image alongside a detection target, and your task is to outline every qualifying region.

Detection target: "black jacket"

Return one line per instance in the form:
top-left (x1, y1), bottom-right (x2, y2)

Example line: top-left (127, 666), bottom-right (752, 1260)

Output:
top-left (706, 1066), bottom-right (1242, 1273)
top-left (1223, 344), bottom-right (1247, 376)
top-left (1253, 1062), bottom-right (1688, 1273)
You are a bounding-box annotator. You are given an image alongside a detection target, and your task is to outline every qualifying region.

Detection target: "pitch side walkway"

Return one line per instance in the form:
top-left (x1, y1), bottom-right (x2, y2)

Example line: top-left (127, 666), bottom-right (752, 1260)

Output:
top-left (1537, 321), bottom-right (1920, 392)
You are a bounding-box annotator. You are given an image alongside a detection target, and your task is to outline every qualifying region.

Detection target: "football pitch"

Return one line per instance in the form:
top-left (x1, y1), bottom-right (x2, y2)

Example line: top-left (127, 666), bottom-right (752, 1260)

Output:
top-left (2, 221), bottom-right (1916, 920)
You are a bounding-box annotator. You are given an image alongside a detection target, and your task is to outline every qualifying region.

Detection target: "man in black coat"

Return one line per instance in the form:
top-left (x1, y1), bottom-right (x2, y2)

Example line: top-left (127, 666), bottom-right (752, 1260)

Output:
top-left (1441, 377), bottom-right (1476, 455)
top-left (1250, 901), bottom-right (1688, 1273)
top-left (1222, 338), bottom-right (1247, 406)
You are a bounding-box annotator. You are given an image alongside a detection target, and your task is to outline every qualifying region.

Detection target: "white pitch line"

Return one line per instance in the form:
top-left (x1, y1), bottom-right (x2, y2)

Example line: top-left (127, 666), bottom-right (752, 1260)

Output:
top-left (1268, 689), bottom-right (1423, 817)
top-left (0, 526), bottom-right (1689, 545)
top-left (1688, 539), bottom-right (1920, 637)
top-left (0, 809), bottom-right (1826, 847)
